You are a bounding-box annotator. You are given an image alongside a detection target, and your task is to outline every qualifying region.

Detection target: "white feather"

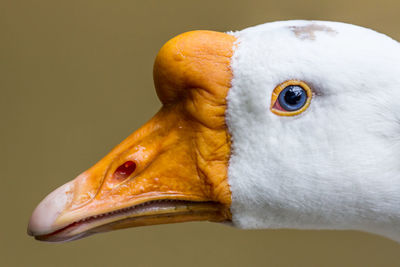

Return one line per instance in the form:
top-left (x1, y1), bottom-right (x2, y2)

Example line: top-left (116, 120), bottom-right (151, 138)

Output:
top-left (226, 20), bottom-right (400, 242)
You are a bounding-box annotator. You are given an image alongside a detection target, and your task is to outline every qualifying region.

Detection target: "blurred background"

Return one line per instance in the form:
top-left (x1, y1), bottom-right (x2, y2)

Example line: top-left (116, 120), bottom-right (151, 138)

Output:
top-left (2, 0), bottom-right (400, 266)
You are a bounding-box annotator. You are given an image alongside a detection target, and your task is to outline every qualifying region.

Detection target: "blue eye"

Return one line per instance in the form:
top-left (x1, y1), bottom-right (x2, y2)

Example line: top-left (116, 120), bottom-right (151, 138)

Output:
top-left (278, 85), bottom-right (307, 111)
top-left (271, 80), bottom-right (312, 116)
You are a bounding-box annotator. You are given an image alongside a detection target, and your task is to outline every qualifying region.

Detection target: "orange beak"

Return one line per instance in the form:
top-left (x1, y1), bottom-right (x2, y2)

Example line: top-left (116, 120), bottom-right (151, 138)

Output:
top-left (28, 31), bottom-right (236, 242)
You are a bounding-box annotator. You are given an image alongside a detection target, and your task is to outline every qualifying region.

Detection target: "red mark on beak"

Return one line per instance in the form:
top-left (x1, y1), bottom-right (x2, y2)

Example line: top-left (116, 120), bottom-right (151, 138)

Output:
top-left (113, 161), bottom-right (136, 181)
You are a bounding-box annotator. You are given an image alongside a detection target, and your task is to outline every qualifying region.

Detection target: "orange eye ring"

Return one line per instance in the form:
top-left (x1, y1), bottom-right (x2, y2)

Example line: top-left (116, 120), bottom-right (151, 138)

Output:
top-left (270, 80), bottom-right (312, 116)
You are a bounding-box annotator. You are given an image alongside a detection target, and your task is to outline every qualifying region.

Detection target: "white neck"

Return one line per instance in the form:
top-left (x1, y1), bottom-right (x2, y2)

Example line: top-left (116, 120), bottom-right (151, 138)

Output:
top-left (226, 20), bottom-right (400, 242)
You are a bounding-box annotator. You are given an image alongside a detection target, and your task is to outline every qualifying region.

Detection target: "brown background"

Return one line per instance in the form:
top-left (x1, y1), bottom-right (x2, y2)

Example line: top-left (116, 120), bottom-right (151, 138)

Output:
top-left (2, 0), bottom-right (400, 266)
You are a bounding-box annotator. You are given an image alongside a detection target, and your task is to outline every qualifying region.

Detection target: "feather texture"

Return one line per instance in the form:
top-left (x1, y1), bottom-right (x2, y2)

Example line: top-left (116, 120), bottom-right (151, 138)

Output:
top-left (226, 20), bottom-right (400, 242)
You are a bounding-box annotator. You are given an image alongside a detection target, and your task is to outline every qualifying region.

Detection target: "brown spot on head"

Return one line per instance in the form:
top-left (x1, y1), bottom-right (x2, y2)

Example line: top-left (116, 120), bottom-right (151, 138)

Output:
top-left (289, 23), bottom-right (337, 40)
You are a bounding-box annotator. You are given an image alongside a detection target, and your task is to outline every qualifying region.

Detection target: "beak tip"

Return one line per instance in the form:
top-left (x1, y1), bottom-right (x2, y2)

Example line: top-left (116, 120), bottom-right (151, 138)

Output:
top-left (27, 181), bottom-right (75, 237)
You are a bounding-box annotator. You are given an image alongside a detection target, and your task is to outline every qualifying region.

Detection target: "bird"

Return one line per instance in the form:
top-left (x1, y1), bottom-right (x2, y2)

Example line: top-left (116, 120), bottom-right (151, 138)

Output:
top-left (28, 20), bottom-right (400, 243)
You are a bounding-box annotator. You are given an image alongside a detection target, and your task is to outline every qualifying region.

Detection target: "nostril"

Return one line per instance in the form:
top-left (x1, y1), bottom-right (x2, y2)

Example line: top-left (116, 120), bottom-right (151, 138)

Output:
top-left (113, 161), bottom-right (136, 181)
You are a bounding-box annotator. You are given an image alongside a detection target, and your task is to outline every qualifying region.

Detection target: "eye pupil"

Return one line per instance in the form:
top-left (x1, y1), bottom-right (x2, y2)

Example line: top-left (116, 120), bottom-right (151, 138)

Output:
top-left (278, 85), bottom-right (307, 111)
top-left (284, 87), bottom-right (302, 105)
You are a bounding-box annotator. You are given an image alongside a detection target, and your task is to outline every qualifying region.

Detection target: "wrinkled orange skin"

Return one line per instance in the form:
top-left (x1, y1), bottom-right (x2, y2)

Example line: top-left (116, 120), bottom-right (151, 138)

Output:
top-left (55, 31), bottom-right (236, 227)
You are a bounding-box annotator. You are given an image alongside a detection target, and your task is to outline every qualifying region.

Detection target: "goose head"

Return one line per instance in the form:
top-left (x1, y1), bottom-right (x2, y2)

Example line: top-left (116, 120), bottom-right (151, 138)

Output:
top-left (28, 20), bottom-right (400, 242)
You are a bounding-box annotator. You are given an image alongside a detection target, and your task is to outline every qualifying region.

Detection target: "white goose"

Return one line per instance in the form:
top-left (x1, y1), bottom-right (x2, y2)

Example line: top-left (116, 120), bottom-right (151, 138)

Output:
top-left (28, 20), bottom-right (400, 242)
